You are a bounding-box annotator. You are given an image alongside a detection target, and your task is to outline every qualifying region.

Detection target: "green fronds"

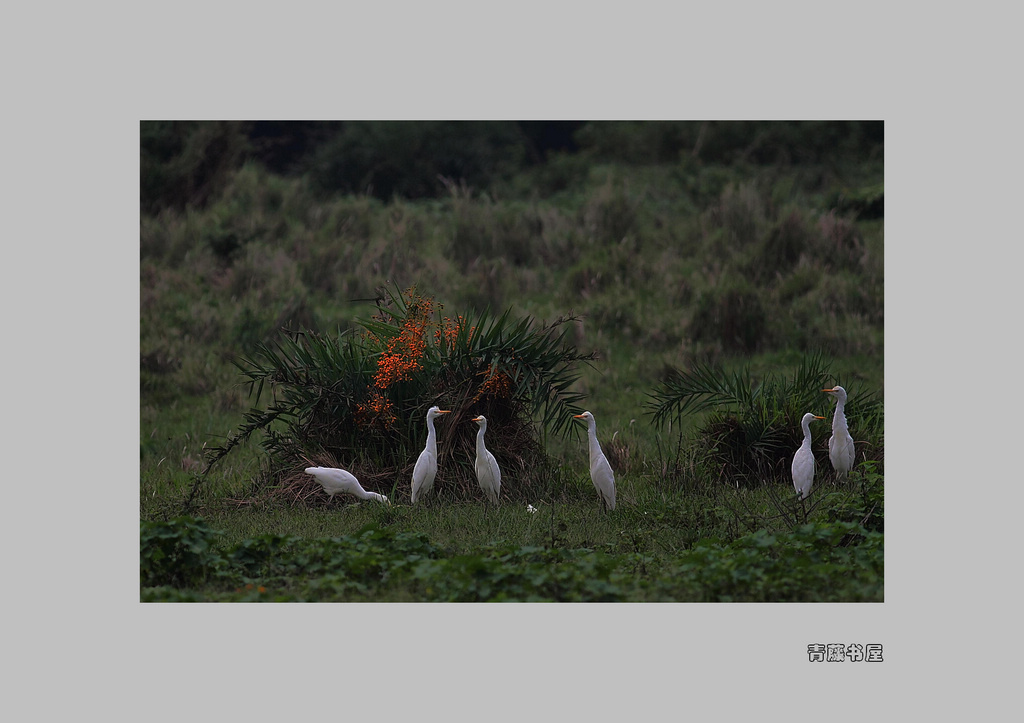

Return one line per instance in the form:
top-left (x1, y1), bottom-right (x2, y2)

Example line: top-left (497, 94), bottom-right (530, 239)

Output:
top-left (200, 284), bottom-right (596, 503)
top-left (647, 361), bottom-right (759, 426)
top-left (645, 351), bottom-right (883, 486)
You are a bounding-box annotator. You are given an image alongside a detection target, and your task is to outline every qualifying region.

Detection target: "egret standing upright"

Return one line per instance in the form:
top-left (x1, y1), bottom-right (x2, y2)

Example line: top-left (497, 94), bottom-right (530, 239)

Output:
top-left (471, 415), bottom-right (501, 505)
top-left (411, 406), bottom-right (451, 504)
top-left (822, 385), bottom-right (855, 480)
top-left (791, 413), bottom-right (825, 500)
top-left (573, 411), bottom-right (616, 511)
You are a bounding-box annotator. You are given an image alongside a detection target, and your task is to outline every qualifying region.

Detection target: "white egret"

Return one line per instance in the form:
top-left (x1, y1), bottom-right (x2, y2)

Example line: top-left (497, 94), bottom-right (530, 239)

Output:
top-left (304, 466), bottom-right (389, 504)
top-left (471, 415), bottom-right (501, 505)
top-left (411, 406), bottom-right (451, 504)
top-left (791, 413), bottom-right (825, 500)
top-left (573, 411), bottom-right (616, 511)
top-left (822, 385), bottom-right (855, 480)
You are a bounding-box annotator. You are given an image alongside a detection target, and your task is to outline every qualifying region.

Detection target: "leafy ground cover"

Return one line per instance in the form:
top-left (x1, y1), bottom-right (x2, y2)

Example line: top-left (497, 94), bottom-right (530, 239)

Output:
top-left (141, 511), bottom-right (882, 602)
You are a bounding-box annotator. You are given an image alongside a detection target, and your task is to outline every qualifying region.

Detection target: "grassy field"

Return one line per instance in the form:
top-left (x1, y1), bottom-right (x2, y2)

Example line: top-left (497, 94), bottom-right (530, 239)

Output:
top-left (140, 121), bottom-right (883, 602)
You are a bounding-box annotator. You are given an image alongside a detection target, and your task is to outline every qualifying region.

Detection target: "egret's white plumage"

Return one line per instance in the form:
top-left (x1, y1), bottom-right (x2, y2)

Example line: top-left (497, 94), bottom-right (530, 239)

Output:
top-left (411, 406), bottom-right (451, 504)
top-left (573, 411), bottom-right (616, 511)
top-left (304, 466), bottom-right (389, 503)
top-left (822, 385), bottom-right (855, 479)
top-left (791, 413), bottom-right (825, 500)
top-left (471, 415), bottom-right (501, 505)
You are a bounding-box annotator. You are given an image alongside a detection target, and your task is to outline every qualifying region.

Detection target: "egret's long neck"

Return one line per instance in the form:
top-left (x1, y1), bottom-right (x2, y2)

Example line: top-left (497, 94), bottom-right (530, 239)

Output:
top-left (476, 424), bottom-right (487, 455)
top-left (833, 398), bottom-right (847, 432)
top-left (587, 421), bottom-right (602, 462)
top-left (426, 417), bottom-right (437, 452)
top-left (802, 420), bottom-right (814, 448)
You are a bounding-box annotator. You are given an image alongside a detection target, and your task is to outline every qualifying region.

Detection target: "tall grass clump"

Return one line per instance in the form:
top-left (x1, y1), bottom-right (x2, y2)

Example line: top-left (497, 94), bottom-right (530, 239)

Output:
top-left (199, 285), bottom-right (596, 505)
top-left (646, 352), bottom-right (883, 488)
top-left (689, 276), bottom-right (768, 354)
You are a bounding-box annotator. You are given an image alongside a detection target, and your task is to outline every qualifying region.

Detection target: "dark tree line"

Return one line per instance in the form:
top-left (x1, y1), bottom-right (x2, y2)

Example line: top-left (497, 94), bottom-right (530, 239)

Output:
top-left (141, 120), bottom-right (882, 213)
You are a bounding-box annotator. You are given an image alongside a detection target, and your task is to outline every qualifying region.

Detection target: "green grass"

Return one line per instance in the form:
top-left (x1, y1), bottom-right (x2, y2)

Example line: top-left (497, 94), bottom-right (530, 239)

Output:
top-left (142, 471), bottom-right (882, 602)
top-left (140, 126), bottom-right (883, 602)
top-left (143, 462), bottom-right (883, 601)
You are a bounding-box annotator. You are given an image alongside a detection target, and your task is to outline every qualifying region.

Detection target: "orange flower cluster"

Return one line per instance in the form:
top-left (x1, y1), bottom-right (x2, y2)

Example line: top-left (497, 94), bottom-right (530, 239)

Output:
top-left (358, 288), bottom-right (434, 429)
top-left (433, 314), bottom-right (477, 352)
top-left (474, 347), bottom-right (518, 403)
top-left (374, 338), bottom-right (425, 388)
top-left (356, 288), bottom-right (511, 430)
top-left (479, 368), bottom-right (513, 399)
top-left (356, 390), bottom-right (397, 428)
top-left (373, 291), bottom-right (431, 390)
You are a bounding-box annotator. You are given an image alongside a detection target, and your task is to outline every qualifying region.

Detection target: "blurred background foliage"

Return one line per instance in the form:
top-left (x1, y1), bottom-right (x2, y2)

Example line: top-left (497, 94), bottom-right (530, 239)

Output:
top-left (141, 120), bottom-right (882, 209)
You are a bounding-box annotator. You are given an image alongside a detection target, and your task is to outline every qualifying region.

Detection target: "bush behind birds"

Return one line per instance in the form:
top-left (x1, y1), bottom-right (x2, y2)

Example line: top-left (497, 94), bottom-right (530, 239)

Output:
top-left (646, 351), bottom-right (883, 487)
top-left (200, 284), bottom-right (596, 504)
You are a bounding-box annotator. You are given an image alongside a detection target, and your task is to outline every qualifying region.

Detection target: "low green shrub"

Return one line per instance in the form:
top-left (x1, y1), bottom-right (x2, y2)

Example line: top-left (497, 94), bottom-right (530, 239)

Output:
top-left (140, 517), bottom-right (227, 588)
top-left (666, 521), bottom-right (883, 602)
top-left (140, 518), bottom-right (882, 602)
top-left (646, 352), bottom-right (883, 486)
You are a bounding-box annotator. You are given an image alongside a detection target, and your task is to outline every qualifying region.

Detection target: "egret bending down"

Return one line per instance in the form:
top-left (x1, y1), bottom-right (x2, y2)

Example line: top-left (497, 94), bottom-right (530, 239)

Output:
top-left (822, 385), bottom-right (855, 480)
top-left (471, 415), bottom-right (501, 505)
top-left (304, 466), bottom-right (389, 504)
top-left (791, 413), bottom-right (825, 500)
top-left (411, 406), bottom-right (451, 504)
top-left (573, 411), bottom-right (616, 511)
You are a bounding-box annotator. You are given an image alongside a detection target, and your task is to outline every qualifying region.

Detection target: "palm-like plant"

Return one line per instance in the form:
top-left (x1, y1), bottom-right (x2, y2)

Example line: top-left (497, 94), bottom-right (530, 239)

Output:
top-left (199, 284), bottom-right (595, 503)
top-left (645, 351), bottom-right (883, 487)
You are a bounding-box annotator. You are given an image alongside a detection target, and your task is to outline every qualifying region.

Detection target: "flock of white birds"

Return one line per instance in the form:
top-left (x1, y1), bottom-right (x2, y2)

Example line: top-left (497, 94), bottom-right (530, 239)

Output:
top-left (305, 405), bottom-right (616, 510)
top-left (305, 385), bottom-right (854, 510)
